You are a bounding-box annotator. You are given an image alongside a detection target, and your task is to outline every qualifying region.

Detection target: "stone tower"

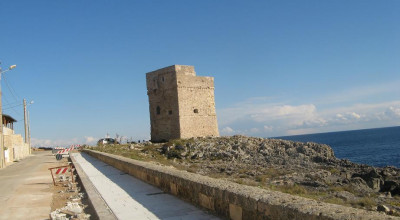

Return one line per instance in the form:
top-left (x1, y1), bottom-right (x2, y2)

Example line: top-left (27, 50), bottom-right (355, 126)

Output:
top-left (146, 65), bottom-right (219, 142)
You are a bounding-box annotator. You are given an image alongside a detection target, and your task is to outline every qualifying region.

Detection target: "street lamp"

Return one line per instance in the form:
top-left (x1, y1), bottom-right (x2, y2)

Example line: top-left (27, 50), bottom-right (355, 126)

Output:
top-left (0, 64), bottom-right (17, 75)
top-left (0, 63), bottom-right (17, 168)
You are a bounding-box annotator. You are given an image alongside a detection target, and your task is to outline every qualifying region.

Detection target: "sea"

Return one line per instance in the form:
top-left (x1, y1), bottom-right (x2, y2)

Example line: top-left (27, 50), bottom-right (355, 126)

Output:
top-left (276, 126), bottom-right (400, 168)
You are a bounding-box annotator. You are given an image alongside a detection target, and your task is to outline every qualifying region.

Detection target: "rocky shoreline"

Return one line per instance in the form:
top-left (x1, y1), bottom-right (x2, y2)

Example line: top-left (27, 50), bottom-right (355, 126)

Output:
top-left (90, 135), bottom-right (400, 216)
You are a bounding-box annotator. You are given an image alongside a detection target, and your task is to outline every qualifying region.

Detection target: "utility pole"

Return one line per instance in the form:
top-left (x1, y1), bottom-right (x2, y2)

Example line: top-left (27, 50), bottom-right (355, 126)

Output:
top-left (0, 63), bottom-right (16, 168)
top-left (28, 111), bottom-right (31, 154)
top-left (0, 87), bottom-right (3, 168)
top-left (23, 99), bottom-right (28, 144)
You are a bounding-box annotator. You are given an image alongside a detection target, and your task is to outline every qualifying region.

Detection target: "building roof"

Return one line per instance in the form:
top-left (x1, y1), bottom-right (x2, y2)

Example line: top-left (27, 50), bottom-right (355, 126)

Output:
top-left (2, 114), bottom-right (17, 123)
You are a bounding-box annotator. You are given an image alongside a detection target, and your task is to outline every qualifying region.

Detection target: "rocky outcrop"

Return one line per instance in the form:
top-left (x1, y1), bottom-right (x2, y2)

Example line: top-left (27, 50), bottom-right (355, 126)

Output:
top-left (154, 136), bottom-right (400, 195)
top-left (156, 135), bottom-right (400, 215)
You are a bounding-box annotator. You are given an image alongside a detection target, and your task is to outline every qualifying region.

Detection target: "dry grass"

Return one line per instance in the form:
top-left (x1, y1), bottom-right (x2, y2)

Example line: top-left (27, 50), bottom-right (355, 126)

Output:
top-left (328, 185), bottom-right (358, 195)
top-left (88, 144), bottom-right (172, 166)
top-left (350, 197), bottom-right (376, 209)
top-left (187, 164), bottom-right (200, 173)
top-left (276, 184), bottom-right (308, 195)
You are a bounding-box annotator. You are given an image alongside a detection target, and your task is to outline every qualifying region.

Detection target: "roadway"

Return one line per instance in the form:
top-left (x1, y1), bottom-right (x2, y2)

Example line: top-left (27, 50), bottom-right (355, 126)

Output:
top-left (0, 151), bottom-right (58, 219)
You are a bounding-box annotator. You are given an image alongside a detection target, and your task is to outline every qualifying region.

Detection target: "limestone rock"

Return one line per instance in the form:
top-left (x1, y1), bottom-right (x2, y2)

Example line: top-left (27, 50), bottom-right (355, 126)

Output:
top-left (377, 204), bottom-right (390, 213)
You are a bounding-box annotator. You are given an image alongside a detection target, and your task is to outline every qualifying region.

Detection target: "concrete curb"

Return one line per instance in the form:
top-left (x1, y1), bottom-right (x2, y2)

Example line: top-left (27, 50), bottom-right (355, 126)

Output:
top-left (70, 152), bottom-right (117, 220)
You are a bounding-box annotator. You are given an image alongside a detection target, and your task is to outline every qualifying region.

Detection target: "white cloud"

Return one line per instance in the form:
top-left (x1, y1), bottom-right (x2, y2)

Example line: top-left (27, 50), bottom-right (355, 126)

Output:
top-left (31, 138), bottom-right (76, 148)
top-left (317, 80), bottom-right (400, 105)
top-left (385, 106), bottom-right (400, 118)
top-left (263, 125), bottom-right (273, 132)
top-left (218, 98), bottom-right (400, 137)
top-left (84, 136), bottom-right (97, 145)
top-left (250, 128), bottom-right (259, 133)
top-left (250, 104), bottom-right (317, 123)
top-left (350, 112), bottom-right (361, 119)
top-left (334, 112), bottom-right (361, 122)
top-left (221, 126), bottom-right (235, 134)
top-left (32, 136), bottom-right (99, 148)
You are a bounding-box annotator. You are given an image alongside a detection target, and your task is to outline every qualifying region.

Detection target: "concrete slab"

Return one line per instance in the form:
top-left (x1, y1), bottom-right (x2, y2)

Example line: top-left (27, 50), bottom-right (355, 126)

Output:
top-left (71, 152), bottom-right (219, 220)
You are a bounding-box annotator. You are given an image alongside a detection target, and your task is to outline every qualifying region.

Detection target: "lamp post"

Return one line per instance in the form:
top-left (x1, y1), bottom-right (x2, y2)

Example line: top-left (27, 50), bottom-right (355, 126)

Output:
top-left (0, 64), bottom-right (16, 168)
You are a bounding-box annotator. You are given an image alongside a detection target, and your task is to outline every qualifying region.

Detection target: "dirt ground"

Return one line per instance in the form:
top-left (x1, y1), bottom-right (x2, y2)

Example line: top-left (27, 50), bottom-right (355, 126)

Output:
top-left (49, 155), bottom-right (96, 219)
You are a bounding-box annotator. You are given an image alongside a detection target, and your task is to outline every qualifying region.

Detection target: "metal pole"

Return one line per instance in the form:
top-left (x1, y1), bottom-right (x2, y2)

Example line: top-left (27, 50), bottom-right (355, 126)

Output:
top-left (49, 168), bottom-right (56, 186)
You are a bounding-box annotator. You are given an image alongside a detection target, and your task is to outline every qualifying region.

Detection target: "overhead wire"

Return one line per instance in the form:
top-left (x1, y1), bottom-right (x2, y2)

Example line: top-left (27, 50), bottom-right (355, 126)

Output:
top-left (2, 91), bottom-right (22, 116)
top-left (0, 72), bottom-right (24, 117)
top-left (2, 74), bottom-right (21, 102)
top-left (3, 100), bottom-right (21, 107)
top-left (3, 104), bottom-right (23, 110)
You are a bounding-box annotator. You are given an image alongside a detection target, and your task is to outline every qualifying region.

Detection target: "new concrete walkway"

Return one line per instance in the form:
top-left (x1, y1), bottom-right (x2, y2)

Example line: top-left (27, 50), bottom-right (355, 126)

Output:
top-left (71, 152), bottom-right (219, 220)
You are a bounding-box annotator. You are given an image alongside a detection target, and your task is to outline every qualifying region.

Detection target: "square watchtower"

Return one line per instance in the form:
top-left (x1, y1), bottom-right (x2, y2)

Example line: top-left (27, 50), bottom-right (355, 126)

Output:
top-left (146, 65), bottom-right (219, 142)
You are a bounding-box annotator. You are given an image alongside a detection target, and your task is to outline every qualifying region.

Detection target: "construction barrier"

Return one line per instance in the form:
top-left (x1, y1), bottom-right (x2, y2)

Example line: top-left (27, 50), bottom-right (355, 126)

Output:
top-left (48, 164), bottom-right (75, 186)
top-left (53, 145), bottom-right (81, 156)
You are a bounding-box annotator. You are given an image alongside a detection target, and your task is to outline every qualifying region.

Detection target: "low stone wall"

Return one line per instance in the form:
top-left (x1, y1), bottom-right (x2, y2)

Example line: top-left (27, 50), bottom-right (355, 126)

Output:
top-left (4, 127), bottom-right (30, 163)
top-left (83, 150), bottom-right (398, 220)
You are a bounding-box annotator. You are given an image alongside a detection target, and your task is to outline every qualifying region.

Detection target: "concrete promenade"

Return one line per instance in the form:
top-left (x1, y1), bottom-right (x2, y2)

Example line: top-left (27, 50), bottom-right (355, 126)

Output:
top-left (71, 152), bottom-right (219, 220)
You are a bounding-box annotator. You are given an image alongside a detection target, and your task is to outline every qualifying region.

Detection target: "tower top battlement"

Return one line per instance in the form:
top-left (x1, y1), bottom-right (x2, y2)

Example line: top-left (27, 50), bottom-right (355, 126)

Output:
top-left (146, 65), bottom-right (196, 77)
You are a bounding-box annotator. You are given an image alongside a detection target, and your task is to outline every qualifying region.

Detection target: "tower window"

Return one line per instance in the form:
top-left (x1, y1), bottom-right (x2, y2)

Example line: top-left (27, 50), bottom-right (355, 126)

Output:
top-left (194, 109), bottom-right (199, 113)
top-left (169, 110), bottom-right (172, 115)
top-left (162, 76), bottom-right (165, 82)
top-left (156, 106), bottom-right (161, 115)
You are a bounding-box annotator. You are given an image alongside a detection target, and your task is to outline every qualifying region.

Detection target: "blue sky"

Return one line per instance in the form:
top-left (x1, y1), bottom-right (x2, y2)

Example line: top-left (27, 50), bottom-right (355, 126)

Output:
top-left (0, 1), bottom-right (399, 147)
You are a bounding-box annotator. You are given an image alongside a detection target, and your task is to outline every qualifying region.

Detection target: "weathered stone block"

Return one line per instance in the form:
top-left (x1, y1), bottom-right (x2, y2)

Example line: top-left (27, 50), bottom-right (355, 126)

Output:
top-left (170, 182), bottom-right (178, 195)
top-left (229, 203), bottom-right (242, 220)
top-left (199, 193), bottom-right (215, 210)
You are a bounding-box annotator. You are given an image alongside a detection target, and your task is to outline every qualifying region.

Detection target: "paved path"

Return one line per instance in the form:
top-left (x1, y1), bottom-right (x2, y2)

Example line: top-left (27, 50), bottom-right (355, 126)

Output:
top-left (0, 151), bottom-right (58, 220)
top-left (71, 152), bottom-right (219, 220)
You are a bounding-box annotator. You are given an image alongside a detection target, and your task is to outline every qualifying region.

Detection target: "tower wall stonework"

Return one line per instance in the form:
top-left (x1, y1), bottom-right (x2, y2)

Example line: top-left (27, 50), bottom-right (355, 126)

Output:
top-left (146, 65), bottom-right (219, 142)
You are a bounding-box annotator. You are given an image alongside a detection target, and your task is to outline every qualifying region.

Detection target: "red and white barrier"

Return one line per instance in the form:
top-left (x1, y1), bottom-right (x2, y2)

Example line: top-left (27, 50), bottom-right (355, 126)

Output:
top-left (48, 165), bottom-right (75, 186)
top-left (55, 167), bottom-right (69, 174)
top-left (56, 145), bottom-right (75, 154)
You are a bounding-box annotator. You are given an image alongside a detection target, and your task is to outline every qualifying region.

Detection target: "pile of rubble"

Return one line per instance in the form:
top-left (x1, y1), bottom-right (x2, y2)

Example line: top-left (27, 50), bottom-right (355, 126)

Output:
top-left (50, 201), bottom-right (89, 220)
top-left (50, 172), bottom-right (91, 220)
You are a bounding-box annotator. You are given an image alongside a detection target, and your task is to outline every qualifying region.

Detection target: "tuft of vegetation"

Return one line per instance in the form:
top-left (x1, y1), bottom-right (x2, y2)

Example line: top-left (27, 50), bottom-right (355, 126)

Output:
top-left (350, 197), bottom-right (376, 209)
top-left (187, 164), bottom-right (200, 173)
top-left (328, 185), bottom-right (359, 196)
top-left (166, 138), bottom-right (195, 147)
top-left (329, 168), bottom-right (340, 175)
top-left (323, 197), bottom-right (346, 206)
top-left (269, 184), bottom-right (308, 195)
top-left (262, 168), bottom-right (287, 179)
